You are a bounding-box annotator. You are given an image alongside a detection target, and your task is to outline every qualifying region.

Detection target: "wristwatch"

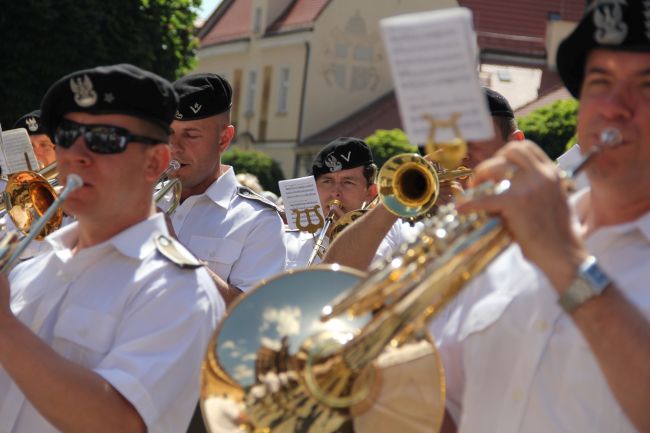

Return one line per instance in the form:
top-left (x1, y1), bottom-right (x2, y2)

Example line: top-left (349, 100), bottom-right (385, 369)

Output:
top-left (558, 256), bottom-right (611, 313)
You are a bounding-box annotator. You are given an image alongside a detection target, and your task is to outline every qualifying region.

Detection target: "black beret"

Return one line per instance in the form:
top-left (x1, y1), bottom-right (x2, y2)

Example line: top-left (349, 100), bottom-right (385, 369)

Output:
top-left (13, 109), bottom-right (44, 135)
top-left (40, 63), bottom-right (178, 135)
top-left (483, 87), bottom-right (514, 119)
top-left (312, 137), bottom-right (374, 178)
top-left (173, 73), bottom-right (232, 121)
top-left (557, 0), bottom-right (650, 98)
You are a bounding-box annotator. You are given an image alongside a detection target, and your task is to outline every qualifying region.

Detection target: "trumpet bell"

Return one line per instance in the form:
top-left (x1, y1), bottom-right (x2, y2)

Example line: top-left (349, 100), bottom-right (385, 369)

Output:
top-left (378, 154), bottom-right (439, 219)
top-left (3, 171), bottom-right (62, 240)
top-left (200, 265), bottom-right (444, 433)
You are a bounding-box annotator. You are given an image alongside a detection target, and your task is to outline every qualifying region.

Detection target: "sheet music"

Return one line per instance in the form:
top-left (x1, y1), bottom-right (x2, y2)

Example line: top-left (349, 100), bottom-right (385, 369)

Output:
top-left (381, 8), bottom-right (494, 144)
top-left (279, 176), bottom-right (324, 231)
top-left (0, 129), bottom-right (39, 174)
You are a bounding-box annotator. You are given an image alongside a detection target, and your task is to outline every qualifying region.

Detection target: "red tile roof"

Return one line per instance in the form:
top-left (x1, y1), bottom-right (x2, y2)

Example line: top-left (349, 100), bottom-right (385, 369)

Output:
top-left (268, 0), bottom-right (332, 34)
top-left (459, 0), bottom-right (585, 57)
top-left (201, 0), bottom-right (253, 47)
top-left (301, 92), bottom-right (403, 146)
top-left (200, 0), bottom-right (332, 48)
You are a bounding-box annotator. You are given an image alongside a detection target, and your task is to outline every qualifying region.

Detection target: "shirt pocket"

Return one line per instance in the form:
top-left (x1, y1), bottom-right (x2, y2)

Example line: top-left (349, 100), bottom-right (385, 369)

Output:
top-left (53, 305), bottom-right (117, 365)
top-left (189, 235), bottom-right (243, 266)
top-left (459, 292), bottom-right (517, 341)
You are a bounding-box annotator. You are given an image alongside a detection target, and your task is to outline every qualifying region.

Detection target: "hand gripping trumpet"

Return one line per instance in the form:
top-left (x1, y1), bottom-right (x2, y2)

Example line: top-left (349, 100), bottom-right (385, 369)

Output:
top-left (306, 199), bottom-right (342, 266)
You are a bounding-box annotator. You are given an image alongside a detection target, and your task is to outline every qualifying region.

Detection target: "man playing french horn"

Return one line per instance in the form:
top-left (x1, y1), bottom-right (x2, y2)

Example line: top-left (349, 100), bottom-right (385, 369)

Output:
top-left (436, 1), bottom-right (650, 431)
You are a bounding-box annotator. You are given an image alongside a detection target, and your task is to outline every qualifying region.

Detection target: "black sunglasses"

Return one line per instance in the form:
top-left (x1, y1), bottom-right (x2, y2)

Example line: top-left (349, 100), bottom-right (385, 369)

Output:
top-left (54, 119), bottom-right (165, 154)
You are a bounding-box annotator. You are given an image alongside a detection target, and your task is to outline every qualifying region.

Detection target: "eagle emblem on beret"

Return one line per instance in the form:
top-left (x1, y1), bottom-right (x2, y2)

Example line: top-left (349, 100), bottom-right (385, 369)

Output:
top-left (26, 117), bottom-right (38, 132)
top-left (592, 0), bottom-right (628, 45)
top-left (70, 75), bottom-right (98, 108)
top-left (175, 110), bottom-right (183, 120)
top-left (324, 153), bottom-right (342, 172)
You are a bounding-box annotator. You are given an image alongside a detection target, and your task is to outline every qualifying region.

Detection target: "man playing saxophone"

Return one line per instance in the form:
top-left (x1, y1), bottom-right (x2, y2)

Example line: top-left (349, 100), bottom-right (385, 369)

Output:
top-left (0, 64), bottom-right (224, 433)
top-left (438, 1), bottom-right (650, 431)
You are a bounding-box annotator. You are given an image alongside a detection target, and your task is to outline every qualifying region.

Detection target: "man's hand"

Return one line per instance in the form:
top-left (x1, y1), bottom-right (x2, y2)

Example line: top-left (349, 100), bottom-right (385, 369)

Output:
top-left (457, 140), bottom-right (588, 290)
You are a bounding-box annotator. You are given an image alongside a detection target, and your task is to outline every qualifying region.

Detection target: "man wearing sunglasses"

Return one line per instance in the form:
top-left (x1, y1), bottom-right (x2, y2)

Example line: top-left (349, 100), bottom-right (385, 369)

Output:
top-left (0, 64), bottom-right (224, 433)
top-left (168, 73), bottom-right (285, 305)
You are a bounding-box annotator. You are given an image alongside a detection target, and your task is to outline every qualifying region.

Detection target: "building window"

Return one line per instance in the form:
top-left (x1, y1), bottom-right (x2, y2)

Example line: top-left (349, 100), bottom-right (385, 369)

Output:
top-left (245, 70), bottom-right (257, 117)
top-left (548, 11), bottom-right (562, 21)
top-left (253, 7), bottom-right (263, 33)
top-left (497, 69), bottom-right (511, 82)
top-left (277, 67), bottom-right (290, 114)
top-left (354, 45), bottom-right (373, 61)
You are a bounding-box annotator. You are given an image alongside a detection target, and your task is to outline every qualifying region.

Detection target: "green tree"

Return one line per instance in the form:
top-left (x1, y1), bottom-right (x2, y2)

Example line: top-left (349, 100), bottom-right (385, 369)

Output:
top-left (364, 129), bottom-right (418, 169)
top-left (223, 148), bottom-right (285, 195)
top-left (0, 0), bottom-right (200, 128)
top-left (517, 99), bottom-right (579, 160)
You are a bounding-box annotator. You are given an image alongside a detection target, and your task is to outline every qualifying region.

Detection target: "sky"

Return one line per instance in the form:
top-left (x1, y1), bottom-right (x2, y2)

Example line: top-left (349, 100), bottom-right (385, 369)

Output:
top-left (199, 0), bottom-right (223, 20)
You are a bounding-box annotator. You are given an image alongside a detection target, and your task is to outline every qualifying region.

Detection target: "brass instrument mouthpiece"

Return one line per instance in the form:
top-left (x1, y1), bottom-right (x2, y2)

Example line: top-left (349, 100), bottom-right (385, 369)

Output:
top-left (169, 159), bottom-right (181, 171)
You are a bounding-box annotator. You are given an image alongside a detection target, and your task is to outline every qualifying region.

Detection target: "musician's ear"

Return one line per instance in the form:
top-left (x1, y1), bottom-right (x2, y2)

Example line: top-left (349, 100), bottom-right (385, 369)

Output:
top-left (367, 182), bottom-right (378, 199)
top-left (509, 129), bottom-right (525, 141)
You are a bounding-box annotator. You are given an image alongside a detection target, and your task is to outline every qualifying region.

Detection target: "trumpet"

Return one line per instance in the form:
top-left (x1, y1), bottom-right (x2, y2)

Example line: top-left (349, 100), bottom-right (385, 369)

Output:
top-left (0, 163), bottom-right (63, 239)
top-left (0, 174), bottom-right (82, 271)
top-left (306, 199), bottom-right (341, 266)
top-left (198, 128), bottom-right (622, 433)
top-left (154, 160), bottom-right (182, 215)
top-left (377, 153), bottom-right (471, 220)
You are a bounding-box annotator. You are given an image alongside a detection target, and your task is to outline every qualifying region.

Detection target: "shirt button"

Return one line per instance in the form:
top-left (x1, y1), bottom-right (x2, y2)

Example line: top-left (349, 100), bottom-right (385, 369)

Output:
top-left (209, 252), bottom-right (216, 258)
top-left (534, 319), bottom-right (548, 332)
top-left (79, 329), bottom-right (88, 338)
top-left (511, 388), bottom-right (523, 402)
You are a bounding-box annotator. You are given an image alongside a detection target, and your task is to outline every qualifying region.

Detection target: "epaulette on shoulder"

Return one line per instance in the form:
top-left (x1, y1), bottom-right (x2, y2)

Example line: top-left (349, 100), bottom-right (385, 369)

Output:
top-left (236, 186), bottom-right (286, 222)
top-left (154, 234), bottom-right (203, 269)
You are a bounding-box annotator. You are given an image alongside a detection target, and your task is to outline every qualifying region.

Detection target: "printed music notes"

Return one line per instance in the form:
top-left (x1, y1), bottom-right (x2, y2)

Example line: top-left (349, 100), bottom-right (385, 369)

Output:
top-left (381, 8), bottom-right (494, 144)
top-left (279, 176), bottom-right (325, 232)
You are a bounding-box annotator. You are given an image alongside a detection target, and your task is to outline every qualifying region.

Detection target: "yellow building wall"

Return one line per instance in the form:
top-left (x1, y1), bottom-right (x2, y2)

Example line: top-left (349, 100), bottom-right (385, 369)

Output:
top-left (301, 0), bottom-right (458, 139)
top-left (195, 0), bottom-right (458, 177)
top-left (546, 20), bottom-right (578, 70)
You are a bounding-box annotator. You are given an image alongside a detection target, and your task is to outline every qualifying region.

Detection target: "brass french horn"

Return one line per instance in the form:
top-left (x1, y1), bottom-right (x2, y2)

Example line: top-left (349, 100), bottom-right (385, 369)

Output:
top-left (199, 265), bottom-right (445, 433)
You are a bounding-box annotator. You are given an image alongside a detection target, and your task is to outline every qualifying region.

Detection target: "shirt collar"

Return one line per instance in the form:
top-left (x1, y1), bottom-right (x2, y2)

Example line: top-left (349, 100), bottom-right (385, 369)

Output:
top-left (572, 188), bottom-right (650, 242)
top-left (46, 213), bottom-right (170, 260)
top-left (204, 165), bottom-right (237, 209)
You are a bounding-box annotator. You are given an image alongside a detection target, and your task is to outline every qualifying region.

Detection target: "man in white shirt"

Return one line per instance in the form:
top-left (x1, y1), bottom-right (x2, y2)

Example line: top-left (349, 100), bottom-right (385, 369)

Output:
top-left (0, 64), bottom-right (224, 433)
top-left (170, 73), bottom-right (285, 304)
top-left (13, 110), bottom-right (57, 168)
top-left (438, 1), bottom-right (650, 431)
top-left (284, 137), bottom-right (413, 269)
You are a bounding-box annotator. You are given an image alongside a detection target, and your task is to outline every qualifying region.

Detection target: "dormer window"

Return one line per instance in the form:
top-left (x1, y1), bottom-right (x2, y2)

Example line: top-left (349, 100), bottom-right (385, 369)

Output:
top-left (253, 7), bottom-right (263, 34)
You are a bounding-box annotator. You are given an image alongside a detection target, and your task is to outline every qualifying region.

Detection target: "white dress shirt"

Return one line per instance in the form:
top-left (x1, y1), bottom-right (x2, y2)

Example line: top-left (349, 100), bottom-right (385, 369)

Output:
top-left (284, 219), bottom-right (417, 270)
top-left (171, 166), bottom-right (286, 292)
top-left (437, 190), bottom-right (648, 432)
top-left (2, 213), bottom-right (225, 433)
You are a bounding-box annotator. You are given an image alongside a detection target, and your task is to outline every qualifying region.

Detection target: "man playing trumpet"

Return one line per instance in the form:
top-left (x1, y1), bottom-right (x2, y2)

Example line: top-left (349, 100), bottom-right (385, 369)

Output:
top-left (0, 64), bottom-right (224, 433)
top-left (438, 1), bottom-right (650, 431)
top-left (285, 137), bottom-right (415, 269)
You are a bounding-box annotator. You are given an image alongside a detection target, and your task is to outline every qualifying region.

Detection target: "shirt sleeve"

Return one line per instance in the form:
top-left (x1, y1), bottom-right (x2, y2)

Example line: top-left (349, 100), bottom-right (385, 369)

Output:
top-left (228, 209), bottom-right (286, 292)
top-left (94, 268), bottom-right (224, 432)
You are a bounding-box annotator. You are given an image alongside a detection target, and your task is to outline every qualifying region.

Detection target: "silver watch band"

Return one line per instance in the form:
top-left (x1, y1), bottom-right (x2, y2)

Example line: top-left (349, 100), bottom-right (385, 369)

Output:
top-left (558, 256), bottom-right (610, 313)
